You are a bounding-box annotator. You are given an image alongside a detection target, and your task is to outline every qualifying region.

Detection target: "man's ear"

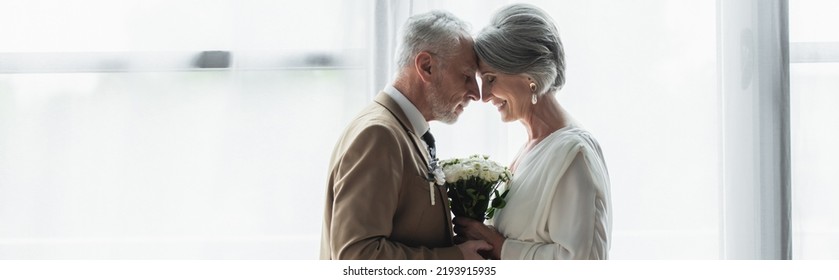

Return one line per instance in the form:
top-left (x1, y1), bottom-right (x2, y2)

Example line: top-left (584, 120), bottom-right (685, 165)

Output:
top-left (415, 51), bottom-right (434, 83)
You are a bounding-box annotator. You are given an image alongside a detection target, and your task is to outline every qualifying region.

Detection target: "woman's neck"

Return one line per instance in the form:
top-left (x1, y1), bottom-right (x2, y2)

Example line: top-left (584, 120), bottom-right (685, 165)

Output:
top-left (521, 94), bottom-right (568, 143)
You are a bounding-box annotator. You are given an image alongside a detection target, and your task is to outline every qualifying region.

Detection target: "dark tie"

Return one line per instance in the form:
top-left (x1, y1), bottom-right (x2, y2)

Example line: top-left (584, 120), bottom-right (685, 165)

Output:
top-left (422, 130), bottom-right (441, 205)
top-left (421, 130), bottom-right (437, 162)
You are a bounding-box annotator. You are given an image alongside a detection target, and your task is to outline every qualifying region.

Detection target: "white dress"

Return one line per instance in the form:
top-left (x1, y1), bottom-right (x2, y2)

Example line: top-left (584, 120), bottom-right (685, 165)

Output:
top-left (491, 125), bottom-right (612, 260)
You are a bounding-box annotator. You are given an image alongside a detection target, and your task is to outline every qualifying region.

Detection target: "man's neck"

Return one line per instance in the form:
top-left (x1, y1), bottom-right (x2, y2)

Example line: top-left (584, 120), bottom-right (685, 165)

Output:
top-left (392, 77), bottom-right (433, 122)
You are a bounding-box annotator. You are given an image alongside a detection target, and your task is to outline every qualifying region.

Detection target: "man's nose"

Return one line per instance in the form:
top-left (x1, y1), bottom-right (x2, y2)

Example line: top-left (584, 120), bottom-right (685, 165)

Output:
top-left (480, 83), bottom-right (492, 103)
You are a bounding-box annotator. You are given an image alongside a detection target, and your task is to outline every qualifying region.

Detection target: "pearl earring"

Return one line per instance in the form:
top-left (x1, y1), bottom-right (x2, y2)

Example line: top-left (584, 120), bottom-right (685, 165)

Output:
top-left (529, 83), bottom-right (537, 104)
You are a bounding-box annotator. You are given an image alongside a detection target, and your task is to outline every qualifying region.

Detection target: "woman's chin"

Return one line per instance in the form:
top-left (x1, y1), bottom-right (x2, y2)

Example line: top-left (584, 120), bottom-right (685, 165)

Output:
top-left (498, 113), bottom-right (515, 123)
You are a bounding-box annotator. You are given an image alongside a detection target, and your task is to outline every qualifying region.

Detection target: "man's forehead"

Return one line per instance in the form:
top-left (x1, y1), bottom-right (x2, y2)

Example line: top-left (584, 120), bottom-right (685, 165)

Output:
top-left (455, 52), bottom-right (478, 72)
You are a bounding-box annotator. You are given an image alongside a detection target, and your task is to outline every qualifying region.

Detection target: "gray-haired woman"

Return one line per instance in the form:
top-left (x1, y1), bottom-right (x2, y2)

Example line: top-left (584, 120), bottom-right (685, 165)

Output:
top-left (453, 3), bottom-right (612, 260)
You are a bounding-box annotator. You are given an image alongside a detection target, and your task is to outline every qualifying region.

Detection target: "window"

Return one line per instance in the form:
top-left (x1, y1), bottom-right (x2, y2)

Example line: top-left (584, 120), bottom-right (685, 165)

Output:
top-left (789, 0), bottom-right (839, 260)
top-left (0, 0), bottom-right (368, 259)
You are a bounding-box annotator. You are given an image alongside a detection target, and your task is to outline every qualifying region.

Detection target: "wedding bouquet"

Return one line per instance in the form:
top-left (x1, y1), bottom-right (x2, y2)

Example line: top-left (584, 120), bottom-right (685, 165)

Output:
top-left (440, 155), bottom-right (512, 222)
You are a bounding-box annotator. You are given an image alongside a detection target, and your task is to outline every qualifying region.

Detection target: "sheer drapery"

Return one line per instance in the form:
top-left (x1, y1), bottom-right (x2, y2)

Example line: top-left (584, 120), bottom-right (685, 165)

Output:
top-left (718, 0), bottom-right (790, 260)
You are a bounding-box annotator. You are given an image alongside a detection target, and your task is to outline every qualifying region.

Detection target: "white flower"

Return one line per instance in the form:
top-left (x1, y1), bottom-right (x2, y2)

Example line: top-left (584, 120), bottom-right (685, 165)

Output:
top-left (440, 154), bottom-right (512, 221)
top-left (431, 165), bottom-right (446, 186)
top-left (440, 154), bottom-right (512, 185)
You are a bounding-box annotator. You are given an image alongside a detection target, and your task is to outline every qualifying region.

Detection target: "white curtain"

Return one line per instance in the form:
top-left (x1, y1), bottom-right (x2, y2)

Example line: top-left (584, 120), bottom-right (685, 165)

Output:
top-left (368, 0), bottom-right (407, 99)
top-left (718, 0), bottom-right (790, 259)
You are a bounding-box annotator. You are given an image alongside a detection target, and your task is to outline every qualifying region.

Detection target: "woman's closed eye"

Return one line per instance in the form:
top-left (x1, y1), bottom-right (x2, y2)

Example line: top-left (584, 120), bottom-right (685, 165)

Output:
top-left (484, 75), bottom-right (496, 84)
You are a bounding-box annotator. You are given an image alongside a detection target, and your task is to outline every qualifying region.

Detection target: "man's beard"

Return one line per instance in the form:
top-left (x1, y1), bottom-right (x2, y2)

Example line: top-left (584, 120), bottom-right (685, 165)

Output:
top-left (427, 85), bottom-right (459, 124)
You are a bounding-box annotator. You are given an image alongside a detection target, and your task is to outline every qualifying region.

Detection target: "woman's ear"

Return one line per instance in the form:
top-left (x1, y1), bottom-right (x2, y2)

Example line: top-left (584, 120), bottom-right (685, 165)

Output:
top-left (415, 51), bottom-right (434, 83)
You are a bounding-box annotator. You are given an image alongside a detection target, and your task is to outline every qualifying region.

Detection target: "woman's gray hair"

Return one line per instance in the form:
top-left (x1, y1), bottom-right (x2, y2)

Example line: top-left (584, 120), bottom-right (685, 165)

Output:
top-left (395, 10), bottom-right (472, 70)
top-left (475, 3), bottom-right (565, 95)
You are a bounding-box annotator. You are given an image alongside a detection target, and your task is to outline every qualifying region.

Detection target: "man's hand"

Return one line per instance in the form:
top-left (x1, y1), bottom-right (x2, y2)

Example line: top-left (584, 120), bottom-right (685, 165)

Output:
top-left (456, 240), bottom-right (492, 260)
top-left (453, 217), bottom-right (505, 259)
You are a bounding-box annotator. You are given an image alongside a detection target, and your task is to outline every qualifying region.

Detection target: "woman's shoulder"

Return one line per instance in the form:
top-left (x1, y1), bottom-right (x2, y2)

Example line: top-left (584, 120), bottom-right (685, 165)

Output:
top-left (543, 125), bottom-right (606, 162)
top-left (547, 125), bottom-right (598, 147)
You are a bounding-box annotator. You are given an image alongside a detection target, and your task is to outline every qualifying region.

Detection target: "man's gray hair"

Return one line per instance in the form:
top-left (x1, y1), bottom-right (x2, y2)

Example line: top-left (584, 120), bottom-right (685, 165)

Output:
top-left (395, 10), bottom-right (472, 70)
top-left (475, 3), bottom-right (565, 95)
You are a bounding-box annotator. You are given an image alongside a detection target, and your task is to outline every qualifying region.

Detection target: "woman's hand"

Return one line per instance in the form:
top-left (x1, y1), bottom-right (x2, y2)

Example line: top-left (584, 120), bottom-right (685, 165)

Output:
top-left (453, 217), bottom-right (505, 259)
